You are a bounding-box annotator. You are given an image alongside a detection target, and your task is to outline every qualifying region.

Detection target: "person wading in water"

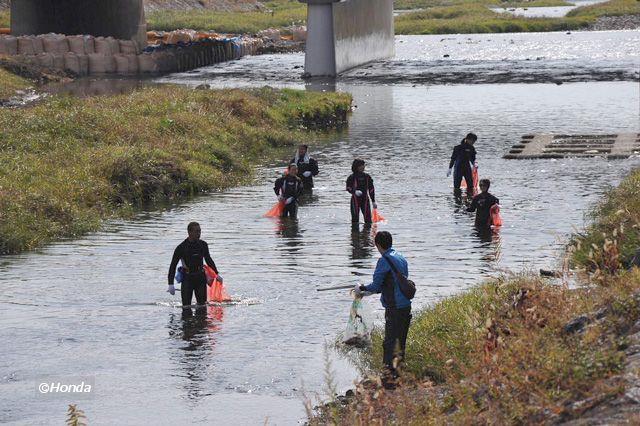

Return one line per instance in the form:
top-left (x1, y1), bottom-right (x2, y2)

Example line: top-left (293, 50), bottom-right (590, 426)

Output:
top-left (167, 222), bottom-right (223, 315)
top-left (346, 159), bottom-right (377, 223)
top-left (448, 132), bottom-right (478, 196)
top-left (290, 144), bottom-right (319, 193)
top-left (274, 164), bottom-right (304, 218)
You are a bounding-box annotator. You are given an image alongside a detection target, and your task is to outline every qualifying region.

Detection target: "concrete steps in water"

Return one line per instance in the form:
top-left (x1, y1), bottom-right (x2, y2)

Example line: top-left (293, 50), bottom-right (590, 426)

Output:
top-left (504, 133), bottom-right (640, 159)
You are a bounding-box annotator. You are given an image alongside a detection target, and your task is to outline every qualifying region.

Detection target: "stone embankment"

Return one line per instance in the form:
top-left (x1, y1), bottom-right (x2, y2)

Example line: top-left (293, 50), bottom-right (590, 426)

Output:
top-left (587, 14), bottom-right (640, 30)
top-left (0, 32), bottom-right (266, 76)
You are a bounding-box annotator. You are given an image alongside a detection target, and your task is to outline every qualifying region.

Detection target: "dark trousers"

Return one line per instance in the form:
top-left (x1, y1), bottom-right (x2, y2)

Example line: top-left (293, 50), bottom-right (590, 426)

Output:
top-left (181, 273), bottom-right (207, 308)
top-left (454, 168), bottom-right (473, 193)
top-left (383, 307), bottom-right (412, 373)
top-left (351, 196), bottom-right (372, 223)
top-left (282, 202), bottom-right (298, 218)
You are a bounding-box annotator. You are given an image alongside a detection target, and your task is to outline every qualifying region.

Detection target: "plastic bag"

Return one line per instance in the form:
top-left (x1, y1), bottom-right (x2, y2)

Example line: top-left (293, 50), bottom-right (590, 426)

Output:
top-left (461, 166), bottom-right (479, 193)
top-left (264, 200), bottom-right (285, 218)
top-left (175, 265), bottom-right (184, 284)
top-left (204, 265), bottom-right (231, 303)
top-left (372, 208), bottom-right (386, 223)
top-left (343, 293), bottom-right (373, 347)
top-left (490, 204), bottom-right (503, 227)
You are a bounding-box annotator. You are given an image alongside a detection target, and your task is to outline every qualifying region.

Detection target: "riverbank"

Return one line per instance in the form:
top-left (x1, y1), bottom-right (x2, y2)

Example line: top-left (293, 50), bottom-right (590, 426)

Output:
top-left (395, 0), bottom-right (639, 34)
top-left (313, 168), bottom-right (640, 423)
top-left (0, 86), bottom-right (351, 254)
top-left (0, 67), bottom-right (29, 101)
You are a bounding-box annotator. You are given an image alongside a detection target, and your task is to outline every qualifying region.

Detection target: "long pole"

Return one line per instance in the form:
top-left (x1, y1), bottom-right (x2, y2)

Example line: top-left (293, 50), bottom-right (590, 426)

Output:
top-left (316, 284), bottom-right (353, 292)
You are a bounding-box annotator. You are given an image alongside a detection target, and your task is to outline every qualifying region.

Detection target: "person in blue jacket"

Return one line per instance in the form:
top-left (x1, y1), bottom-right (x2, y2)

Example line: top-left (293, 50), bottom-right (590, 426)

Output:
top-left (355, 231), bottom-right (411, 385)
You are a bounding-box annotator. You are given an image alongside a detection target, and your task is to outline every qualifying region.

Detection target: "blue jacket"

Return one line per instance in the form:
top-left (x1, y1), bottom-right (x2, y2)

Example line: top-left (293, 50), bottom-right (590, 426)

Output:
top-left (363, 248), bottom-right (411, 309)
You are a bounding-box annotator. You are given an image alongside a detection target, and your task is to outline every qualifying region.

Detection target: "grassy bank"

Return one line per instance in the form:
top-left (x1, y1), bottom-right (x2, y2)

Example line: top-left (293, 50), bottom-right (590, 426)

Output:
top-left (0, 68), bottom-right (31, 101)
top-left (147, 0), bottom-right (306, 33)
top-left (396, 0), bottom-right (639, 34)
top-left (571, 168), bottom-right (640, 274)
top-left (315, 168), bottom-right (640, 423)
top-left (0, 86), bottom-right (351, 253)
top-left (395, 3), bottom-right (591, 34)
top-left (395, 0), bottom-right (571, 11)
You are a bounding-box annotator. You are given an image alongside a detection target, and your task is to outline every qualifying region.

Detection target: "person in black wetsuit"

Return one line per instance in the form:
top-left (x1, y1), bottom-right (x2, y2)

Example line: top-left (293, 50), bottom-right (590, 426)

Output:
top-left (274, 164), bottom-right (304, 218)
top-left (448, 133), bottom-right (478, 195)
top-left (346, 159), bottom-right (377, 223)
top-left (167, 222), bottom-right (222, 311)
top-left (290, 145), bottom-right (319, 192)
top-left (467, 179), bottom-right (499, 227)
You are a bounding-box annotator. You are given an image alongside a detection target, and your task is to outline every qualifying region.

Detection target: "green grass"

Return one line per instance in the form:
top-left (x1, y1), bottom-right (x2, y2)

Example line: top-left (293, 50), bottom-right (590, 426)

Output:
top-left (567, 0), bottom-right (640, 17)
top-left (0, 86), bottom-right (351, 253)
top-left (571, 168), bottom-right (640, 274)
top-left (0, 11), bottom-right (8, 28)
top-left (0, 68), bottom-right (31, 100)
top-left (394, 0), bottom-right (571, 11)
top-left (395, 3), bottom-right (592, 34)
top-left (147, 0), bottom-right (306, 34)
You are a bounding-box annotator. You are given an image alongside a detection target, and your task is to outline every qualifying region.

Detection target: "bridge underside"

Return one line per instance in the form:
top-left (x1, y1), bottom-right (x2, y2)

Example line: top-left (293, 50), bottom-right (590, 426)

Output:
top-left (11, 0), bottom-right (146, 46)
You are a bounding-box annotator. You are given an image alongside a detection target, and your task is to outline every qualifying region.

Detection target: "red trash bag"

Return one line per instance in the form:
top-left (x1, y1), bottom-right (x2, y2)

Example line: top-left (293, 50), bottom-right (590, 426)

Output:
top-left (461, 166), bottom-right (479, 193)
top-left (204, 265), bottom-right (231, 303)
top-left (490, 204), bottom-right (503, 227)
top-left (372, 208), bottom-right (386, 223)
top-left (264, 200), bottom-right (285, 218)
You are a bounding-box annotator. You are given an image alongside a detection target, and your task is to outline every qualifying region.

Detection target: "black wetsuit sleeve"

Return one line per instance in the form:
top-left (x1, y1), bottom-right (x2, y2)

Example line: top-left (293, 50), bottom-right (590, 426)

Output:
top-left (368, 175), bottom-right (376, 203)
top-left (274, 177), bottom-right (283, 196)
top-left (310, 158), bottom-right (319, 176)
top-left (296, 179), bottom-right (304, 197)
top-left (346, 175), bottom-right (354, 194)
top-left (168, 245), bottom-right (181, 285)
top-left (466, 197), bottom-right (478, 212)
top-left (449, 145), bottom-right (459, 169)
top-left (202, 241), bottom-right (219, 274)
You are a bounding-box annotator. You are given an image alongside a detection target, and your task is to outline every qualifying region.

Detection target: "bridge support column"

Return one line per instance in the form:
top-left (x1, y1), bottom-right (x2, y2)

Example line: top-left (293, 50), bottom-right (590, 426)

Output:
top-left (11, 0), bottom-right (147, 48)
top-left (300, 0), bottom-right (394, 77)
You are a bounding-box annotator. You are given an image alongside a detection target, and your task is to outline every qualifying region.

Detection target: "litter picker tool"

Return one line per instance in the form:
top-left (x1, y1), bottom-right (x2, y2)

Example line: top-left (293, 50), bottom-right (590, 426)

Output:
top-left (316, 284), bottom-right (354, 292)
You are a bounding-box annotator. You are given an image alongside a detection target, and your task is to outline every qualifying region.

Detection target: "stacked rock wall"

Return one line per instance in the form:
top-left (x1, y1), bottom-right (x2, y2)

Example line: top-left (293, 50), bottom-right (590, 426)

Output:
top-left (0, 33), bottom-right (263, 75)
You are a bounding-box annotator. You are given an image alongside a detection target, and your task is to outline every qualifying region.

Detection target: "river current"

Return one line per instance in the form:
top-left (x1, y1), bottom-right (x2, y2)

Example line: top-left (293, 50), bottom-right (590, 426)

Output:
top-left (1, 32), bottom-right (639, 424)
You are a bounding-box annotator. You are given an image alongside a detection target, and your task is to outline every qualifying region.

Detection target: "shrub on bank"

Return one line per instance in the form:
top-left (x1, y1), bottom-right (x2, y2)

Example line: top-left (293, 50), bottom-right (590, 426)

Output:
top-left (567, 0), bottom-right (640, 18)
top-left (572, 168), bottom-right (640, 273)
top-left (0, 86), bottom-right (351, 253)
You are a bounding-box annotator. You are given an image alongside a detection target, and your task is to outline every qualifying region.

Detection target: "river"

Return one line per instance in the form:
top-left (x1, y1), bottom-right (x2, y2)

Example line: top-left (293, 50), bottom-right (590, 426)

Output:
top-left (1, 31), bottom-right (639, 425)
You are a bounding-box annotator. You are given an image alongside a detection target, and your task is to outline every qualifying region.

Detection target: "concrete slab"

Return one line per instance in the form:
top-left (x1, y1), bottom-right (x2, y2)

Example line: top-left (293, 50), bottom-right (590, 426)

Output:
top-left (504, 133), bottom-right (640, 159)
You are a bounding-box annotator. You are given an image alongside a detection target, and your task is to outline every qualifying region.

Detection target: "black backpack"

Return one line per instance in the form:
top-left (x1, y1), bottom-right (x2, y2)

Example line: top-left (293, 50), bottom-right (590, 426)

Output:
top-left (383, 254), bottom-right (416, 300)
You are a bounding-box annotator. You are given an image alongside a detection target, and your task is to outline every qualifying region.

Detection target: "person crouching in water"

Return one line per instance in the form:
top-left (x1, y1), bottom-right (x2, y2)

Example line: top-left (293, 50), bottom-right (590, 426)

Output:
top-left (167, 222), bottom-right (223, 315)
top-left (447, 132), bottom-right (477, 196)
top-left (291, 144), bottom-right (319, 192)
top-left (346, 159), bottom-right (377, 223)
top-left (355, 231), bottom-right (411, 388)
top-left (467, 178), bottom-right (499, 227)
top-left (274, 163), bottom-right (304, 218)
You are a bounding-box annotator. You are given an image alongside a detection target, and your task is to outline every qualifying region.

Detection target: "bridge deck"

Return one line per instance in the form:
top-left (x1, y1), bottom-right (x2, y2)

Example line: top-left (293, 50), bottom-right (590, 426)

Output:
top-left (504, 134), bottom-right (640, 159)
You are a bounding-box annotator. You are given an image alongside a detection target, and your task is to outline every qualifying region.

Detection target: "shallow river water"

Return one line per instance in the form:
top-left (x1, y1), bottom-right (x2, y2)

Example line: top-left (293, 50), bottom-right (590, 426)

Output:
top-left (2, 32), bottom-right (639, 424)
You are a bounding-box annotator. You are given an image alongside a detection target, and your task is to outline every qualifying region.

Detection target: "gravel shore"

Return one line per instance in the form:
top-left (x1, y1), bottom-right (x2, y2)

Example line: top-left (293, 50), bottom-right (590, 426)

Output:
top-left (587, 14), bottom-right (640, 30)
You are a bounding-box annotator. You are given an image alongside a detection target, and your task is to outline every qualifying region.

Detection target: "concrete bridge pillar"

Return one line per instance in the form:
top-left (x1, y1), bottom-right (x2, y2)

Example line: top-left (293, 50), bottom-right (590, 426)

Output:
top-left (300, 0), bottom-right (394, 77)
top-left (11, 0), bottom-right (147, 48)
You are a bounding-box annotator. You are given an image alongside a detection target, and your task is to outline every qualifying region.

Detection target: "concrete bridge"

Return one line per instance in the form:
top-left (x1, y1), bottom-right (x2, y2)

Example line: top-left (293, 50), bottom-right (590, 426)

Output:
top-left (10, 0), bottom-right (393, 76)
top-left (11, 0), bottom-right (147, 48)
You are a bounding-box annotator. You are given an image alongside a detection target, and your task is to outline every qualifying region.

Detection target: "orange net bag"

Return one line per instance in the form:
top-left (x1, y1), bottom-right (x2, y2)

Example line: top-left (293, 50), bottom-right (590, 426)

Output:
top-left (490, 204), bottom-right (503, 227)
top-left (264, 200), bottom-right (285, 218)
top-left (204, 265), bottom-right (231, 303)
top-left (372, 208), bottom-right (386, 223)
